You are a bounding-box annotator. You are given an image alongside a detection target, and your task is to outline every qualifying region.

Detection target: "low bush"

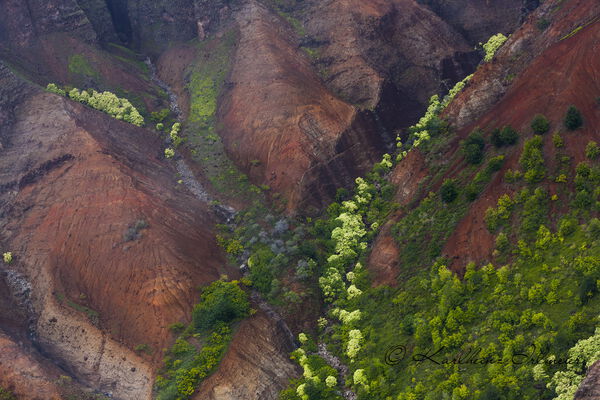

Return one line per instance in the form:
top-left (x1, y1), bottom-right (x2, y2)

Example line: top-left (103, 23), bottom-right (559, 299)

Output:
top-left (564, 105), bottom-right (583, 130)
top-left (531, 114), bottom-right (550, 134)
top-left (462, 130), bottom-right (486, 164)
top-left (192, 280), bottom-right (250, 332)
top-left (440, 179), bottom-right (458, 203)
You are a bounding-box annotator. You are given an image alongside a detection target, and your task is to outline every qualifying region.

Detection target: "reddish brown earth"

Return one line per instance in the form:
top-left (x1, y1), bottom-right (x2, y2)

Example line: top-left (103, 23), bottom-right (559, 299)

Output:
top-left (367, 0), bottom-right (599, 282)
top-left (441, 1), bottom-right (600, 268)
top-left (0, 333), bottom-right (64, 400)
top-left (219, 0), bottom-right (384, 212)
top-left (6, 0), bottom-right (598, 398)
top-left (303, 0), bottom-right (476, 117)
top-left (367, 150), bottom-right (429, 286)
top-left (0, 60), bottom-right (237, 396)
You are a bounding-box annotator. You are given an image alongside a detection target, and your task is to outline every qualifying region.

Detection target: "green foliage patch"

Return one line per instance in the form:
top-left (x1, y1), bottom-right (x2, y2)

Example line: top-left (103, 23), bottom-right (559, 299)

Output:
top-left (46, 84), bottom-right (144, 126)
top-left (155, 280), bottom-right (250, 399)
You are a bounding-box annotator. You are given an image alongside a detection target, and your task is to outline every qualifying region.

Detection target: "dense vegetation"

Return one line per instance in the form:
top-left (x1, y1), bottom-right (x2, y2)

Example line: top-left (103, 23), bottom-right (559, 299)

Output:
top-left (46, 84), bottom-right (144, 126)
top-left (482, 33), bottom-right (508, 62)
top-left (0, 388), bottom-right (15, 400)
top-left (268, 70), bottom-right (599, 399)
top-left (155, 280), bottom-right (251, 399)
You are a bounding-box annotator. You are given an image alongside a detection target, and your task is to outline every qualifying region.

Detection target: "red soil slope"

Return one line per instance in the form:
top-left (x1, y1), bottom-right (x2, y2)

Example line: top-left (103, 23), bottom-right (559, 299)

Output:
top-left (0, 76), bottom-right (232, 396)
top-left (368, 0), bottom-right (600, 283)
top-left (443, 8), bottom-right (600, 269)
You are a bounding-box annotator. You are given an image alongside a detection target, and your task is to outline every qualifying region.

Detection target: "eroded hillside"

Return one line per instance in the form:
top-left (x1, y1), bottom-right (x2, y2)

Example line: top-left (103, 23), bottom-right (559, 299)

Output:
top-left (2, 0), bottom-right (599, 399)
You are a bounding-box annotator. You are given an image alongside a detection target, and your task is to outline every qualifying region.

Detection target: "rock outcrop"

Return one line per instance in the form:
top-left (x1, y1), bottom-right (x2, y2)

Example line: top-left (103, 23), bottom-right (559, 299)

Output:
top-left (420, 0), bottom-right (537, 44)
top-left (195, 310), bottom-right (300, 399)
top-left (219, 1), bottom-right (385, 212)
top-left (575, 361), bottom-right (600, 400)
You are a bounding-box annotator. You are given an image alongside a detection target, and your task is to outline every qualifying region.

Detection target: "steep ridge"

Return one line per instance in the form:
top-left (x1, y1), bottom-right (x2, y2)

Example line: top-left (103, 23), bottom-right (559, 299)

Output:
top-left (0, 64), bottom-right (233, 398)
top-left (219, 0), bottom-right (385, 212)
top-left (367, 0), bottom-right (600, 281)
top-left (445, 0), bottom-right (600, 130)
top-left (442, 0), bottom-right (600, 268)
top-left (302, 0), bottom-right (478, 122)
top-left (420, 0), bottom-right (536, 44)
top-left (194, 310), bottom-right (300, 400)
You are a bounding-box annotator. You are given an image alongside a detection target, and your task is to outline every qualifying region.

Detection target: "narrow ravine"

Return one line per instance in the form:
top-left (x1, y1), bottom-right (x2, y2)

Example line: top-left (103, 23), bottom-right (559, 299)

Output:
top-left (144, 58), bottom-right (182, 121)
top-left (146, 54), bottom-right (298, 360)
top-left (317, 342), bottom-right (357, 400)
top-left (145, 57), bottom-right (236, 223)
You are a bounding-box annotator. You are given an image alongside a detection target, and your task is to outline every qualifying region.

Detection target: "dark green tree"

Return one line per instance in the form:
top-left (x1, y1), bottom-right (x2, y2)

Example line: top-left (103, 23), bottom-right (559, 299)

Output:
top-left (440, 179), bottom-right (458, 203)
top-left (192, 280), bottom-right (250, 331)
top-left (531, 114), bottom-right (550, 134)
top-left (462, 130), bottom-right (486, 164)
top-left (564, 105), bottom-right (583, 130)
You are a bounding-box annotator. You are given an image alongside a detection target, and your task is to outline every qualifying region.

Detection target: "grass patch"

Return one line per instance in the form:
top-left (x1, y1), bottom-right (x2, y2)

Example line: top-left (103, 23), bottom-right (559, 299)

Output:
top-left (68, 54), bottom-right (99, 79)
top-left (54, 293), bottom-right (100, 325)
top-left (183, 30), bottom-right (264, 203)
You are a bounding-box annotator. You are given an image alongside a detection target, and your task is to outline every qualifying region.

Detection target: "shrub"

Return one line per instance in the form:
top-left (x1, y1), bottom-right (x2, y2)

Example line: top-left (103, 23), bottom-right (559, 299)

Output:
top-left (482, 33), bottom-right (508, 62)
top-left (465, 183), bottom-right (480, 201)
top-left (520, 136), bottom-right (545, 183)
top-left (504, 169), bottom-right (522, 183)
top-left (558, 217), bottom-right (577, 237)
top-left (500, 126), bottom-right (519, 146)
top-left (495, 232), bottom-right (509, 253)
top-left (134, 344), bottom-right (153, 354)
top-left (553, 132), bottom-right (564, 148)
top-left (248, 247), bottom-right (275, 294)
top-left (151, 108), bottom-right (170, 122)
top-left (588, 218), bottom-right (600, 239)
top-left (192, 280), bottom-right (250, 332)
top-left (462, 130), bottom-right (486, 164)
top-left (521, 188), bottom-right (549, 235)
top-left (491, 126), bottom-right (519, 147)
top-left (168, 322), bottom-right (186, 333)
top-left (490, 128), bottom-right (502, 147)
top-left (440, 179), bottom-right (458, 203)
top-left (585, 141), bottom-right (599, 160)
top-left (0, 387), bottom-right (16, 400)
top-left (531, 114), bottom-right (550, 134)
top-left (164, 148), bottom-right (175, 158)
top-left (2, 252), bottom-right (12, 264)
top-left (537, 18), bottom-right (550, 31)
top-left (487, 155), bottom-right (505, 173)
top-left (46, 83), bottom-right (66, 96)
top-left (564, 105), bottom-right (583, 130)
top-left (578, 276), bottom-right (597, 304)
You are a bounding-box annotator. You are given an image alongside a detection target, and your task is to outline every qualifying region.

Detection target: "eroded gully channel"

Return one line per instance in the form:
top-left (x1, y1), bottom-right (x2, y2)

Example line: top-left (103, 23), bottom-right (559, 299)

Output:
top-left (146, 58), bottom-right (357, 400)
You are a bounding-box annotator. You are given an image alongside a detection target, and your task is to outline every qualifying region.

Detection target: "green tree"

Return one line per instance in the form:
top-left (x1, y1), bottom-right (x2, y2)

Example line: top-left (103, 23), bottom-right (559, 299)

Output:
top-left (462, 130), bottom-right (485, 164)
top-left (440, 179), bottom-right (458, 203)
top-left (564, 105), bottom-right (583, 130)
top-left (482, 33), bottom-right (508, 62)
top-left (531, 114), bottom-right (550, 134)
top-left (192, 280), bottom-right (250, 331)
top-left (500, 126), bottom-right (519, 145)
top-left (585, 141), bottom-right (599, 160)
